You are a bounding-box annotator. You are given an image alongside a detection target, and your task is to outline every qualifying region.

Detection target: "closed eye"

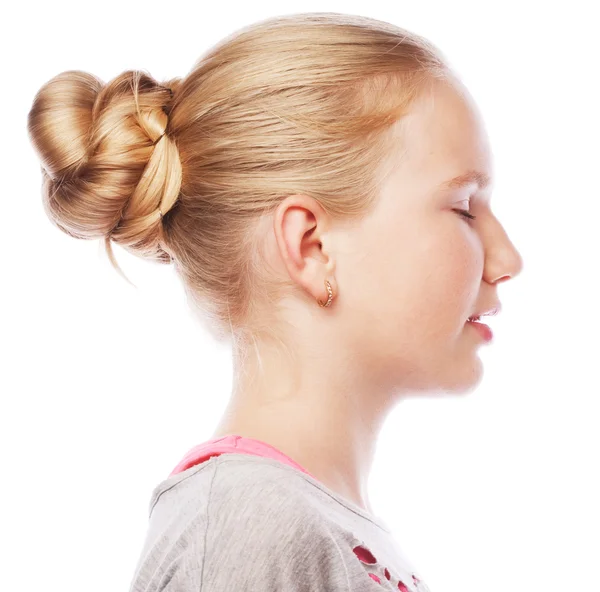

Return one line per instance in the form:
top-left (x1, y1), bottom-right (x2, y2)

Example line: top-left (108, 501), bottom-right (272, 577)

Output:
top-left (453, 208), bottom-right (477, 222)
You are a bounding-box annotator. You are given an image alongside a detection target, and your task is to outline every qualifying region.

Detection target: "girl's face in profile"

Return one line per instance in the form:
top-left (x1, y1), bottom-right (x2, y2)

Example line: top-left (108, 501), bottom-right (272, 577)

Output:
top-left (334, 76), bottom-right (523, 396)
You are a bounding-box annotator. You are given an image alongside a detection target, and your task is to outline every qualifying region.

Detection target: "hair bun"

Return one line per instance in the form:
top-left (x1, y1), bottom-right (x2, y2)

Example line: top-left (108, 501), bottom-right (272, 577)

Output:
top-left (27, 69), bottom-right (182, 274)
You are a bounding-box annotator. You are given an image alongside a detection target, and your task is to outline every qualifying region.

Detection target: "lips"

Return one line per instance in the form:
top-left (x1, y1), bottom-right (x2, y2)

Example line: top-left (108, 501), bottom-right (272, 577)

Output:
top-left (467, 303), bottom-right (501, 322)
top-left (467, 317), bottom-right (494, 341)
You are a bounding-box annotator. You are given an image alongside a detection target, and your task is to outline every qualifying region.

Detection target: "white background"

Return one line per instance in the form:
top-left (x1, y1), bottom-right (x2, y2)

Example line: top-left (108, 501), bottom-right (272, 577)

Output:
top-left (2, 2), bottom-right (598, 591)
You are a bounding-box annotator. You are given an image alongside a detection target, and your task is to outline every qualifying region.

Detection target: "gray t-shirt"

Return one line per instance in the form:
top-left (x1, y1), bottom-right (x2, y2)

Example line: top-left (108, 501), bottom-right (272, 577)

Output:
top-left (128, 452), bottom-right (431, 591)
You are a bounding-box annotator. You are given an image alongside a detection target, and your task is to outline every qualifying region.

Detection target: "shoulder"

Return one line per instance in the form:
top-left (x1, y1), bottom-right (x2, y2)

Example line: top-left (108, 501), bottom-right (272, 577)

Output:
top-left (205, 454), bottom-right (334, 540)
top-left (193, 456), bottom-right (380, 591)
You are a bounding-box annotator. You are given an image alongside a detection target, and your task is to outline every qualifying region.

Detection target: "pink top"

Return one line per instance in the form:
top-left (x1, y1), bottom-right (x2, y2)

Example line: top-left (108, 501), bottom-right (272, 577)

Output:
top-left (169, 434), bottom-right (317, 479)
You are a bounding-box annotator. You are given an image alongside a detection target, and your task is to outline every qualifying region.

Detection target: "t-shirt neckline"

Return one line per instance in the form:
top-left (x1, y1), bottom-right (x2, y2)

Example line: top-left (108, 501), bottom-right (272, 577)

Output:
top-left (165, 433), bottom-right (391, 533)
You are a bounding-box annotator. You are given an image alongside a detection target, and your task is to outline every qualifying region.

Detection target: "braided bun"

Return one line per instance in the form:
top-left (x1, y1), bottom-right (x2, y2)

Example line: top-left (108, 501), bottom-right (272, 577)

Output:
top-left (27, 69), bottom-right (183, 277)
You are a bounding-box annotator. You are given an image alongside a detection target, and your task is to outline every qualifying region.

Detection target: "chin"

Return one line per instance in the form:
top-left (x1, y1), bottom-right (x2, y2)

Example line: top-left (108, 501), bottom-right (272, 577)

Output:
top-left (444, 355), bottom-right (485, 395)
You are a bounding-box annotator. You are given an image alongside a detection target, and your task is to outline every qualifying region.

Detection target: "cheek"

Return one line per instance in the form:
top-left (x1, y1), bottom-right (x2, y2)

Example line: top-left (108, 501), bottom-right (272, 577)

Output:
top-left (431, 233), bottom-right (482, 319)
top-left (389, 228), bottom-right (482, 338)
top-left (338, 217), bottom-right (481, 345)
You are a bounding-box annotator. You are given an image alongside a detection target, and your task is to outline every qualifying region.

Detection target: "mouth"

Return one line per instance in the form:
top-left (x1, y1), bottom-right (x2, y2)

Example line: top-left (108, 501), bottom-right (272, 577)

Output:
top-left (465, 317), bottom-right (494, 341)
top-left (467, 304), bottom-right (501, 322)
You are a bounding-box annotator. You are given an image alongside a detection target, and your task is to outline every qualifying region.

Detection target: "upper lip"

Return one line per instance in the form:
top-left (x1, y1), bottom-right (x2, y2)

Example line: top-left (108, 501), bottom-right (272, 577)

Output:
top-left (469, 303), bottom-right (501, 319)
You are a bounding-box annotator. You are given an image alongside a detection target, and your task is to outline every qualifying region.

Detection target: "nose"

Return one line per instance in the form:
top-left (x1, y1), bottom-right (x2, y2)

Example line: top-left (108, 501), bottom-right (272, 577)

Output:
top-left (495, 248), bottom-right (523, 283)
top-left (485, 224), bottom-right (524, 284)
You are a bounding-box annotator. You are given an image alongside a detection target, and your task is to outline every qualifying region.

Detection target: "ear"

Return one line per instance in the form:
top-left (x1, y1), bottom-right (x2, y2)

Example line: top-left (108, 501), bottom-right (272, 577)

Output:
top-left (272, 194), bottom-right (337, 307)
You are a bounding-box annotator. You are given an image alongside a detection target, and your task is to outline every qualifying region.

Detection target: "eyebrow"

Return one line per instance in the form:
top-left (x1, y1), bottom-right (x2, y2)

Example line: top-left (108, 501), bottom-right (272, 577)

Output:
top-left (439, 170), bottom-right (492, 191)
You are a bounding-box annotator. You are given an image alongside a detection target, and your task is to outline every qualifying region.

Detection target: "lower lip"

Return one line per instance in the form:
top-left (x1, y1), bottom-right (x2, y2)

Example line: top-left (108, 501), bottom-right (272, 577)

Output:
top-left (466, 320), bottom-right (493, 342)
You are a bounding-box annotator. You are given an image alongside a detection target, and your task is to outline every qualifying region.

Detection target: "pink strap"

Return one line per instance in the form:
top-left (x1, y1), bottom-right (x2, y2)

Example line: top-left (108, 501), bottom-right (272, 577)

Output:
top-left (169, 434), bottom-right (316, 479)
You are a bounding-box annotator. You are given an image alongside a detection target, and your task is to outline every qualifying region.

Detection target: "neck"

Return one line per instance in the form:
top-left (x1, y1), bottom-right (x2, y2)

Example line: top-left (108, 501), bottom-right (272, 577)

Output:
top-left (211, 343), bottom-right (393, 514)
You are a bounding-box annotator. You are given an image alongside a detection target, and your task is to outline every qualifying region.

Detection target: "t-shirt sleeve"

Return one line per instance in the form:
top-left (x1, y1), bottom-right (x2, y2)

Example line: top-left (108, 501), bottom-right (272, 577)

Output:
top-left (159, 479), bottom-right (382, 592)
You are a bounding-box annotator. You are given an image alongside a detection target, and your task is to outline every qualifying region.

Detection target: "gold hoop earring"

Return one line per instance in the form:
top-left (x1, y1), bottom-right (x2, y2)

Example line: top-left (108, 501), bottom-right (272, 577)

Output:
top-left (317, 279), bottom-right (334, 307)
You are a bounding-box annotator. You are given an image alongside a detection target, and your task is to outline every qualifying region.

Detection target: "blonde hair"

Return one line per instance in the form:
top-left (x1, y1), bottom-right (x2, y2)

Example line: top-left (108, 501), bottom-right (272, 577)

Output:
top-left (27, 12), bottom-right (449, 347)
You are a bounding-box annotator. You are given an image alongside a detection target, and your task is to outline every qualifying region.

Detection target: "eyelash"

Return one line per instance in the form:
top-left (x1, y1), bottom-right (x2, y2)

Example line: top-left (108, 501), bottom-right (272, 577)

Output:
top-left (453, 208), bottom-right (477, 223)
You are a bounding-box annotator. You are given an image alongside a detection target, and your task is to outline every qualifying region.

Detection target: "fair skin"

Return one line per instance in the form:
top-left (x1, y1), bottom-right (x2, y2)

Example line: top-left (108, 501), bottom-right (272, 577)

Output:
top-left (212, 76), bottom-right (523, 514)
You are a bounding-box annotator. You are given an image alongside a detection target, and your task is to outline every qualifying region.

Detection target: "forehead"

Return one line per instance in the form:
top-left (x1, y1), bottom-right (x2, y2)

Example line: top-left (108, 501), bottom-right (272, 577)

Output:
top-left (393, 77), bottom-right (493, 193)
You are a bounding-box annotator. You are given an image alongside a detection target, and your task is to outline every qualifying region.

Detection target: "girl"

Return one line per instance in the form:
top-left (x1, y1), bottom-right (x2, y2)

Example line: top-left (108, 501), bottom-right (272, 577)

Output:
top-left (27, 12), bottom-right (523, 592)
